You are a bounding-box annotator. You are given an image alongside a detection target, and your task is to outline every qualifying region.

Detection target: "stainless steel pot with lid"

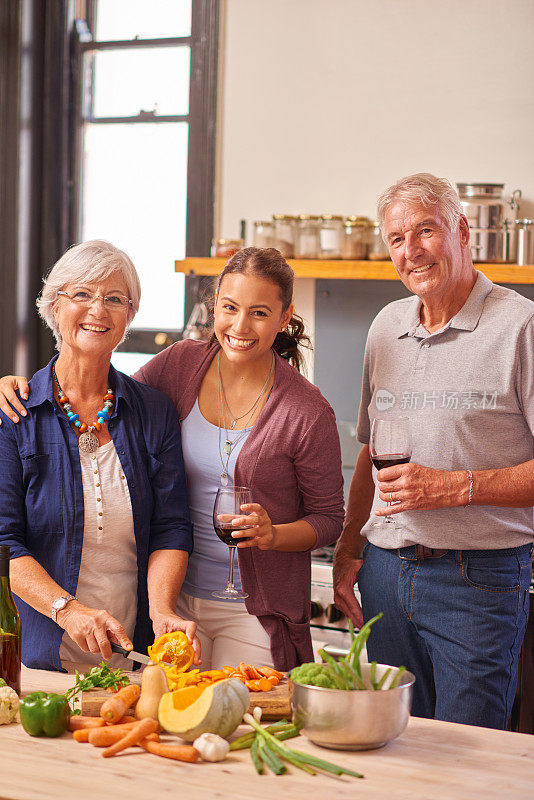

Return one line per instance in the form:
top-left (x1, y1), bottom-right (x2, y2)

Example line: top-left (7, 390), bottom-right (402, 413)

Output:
top-left (456, 182), bottom-right (521, 229)
top-left (456, 182), bottom-right (522, 261)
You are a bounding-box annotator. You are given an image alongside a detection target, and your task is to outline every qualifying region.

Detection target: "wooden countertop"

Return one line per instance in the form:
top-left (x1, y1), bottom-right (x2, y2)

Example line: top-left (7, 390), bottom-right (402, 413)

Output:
top-left (176, 258), bottom-right (534, 284)
top-left (2, 667), bottom-right (532, 800)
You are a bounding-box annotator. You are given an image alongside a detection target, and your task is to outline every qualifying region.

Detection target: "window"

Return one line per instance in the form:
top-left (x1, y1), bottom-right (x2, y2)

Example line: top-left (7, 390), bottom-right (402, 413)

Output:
top-left (79, 0), bottom-right (218, 374)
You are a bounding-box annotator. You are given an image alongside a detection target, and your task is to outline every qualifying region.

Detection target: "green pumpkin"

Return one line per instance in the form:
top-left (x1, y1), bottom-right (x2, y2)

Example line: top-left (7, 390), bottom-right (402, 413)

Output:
top-left (158, 678), bottom-right (249, 741)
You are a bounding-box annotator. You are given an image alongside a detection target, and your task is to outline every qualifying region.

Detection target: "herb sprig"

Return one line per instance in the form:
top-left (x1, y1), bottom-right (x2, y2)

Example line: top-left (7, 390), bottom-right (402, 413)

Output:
top-left (64, 661), bottom-right (130, 702)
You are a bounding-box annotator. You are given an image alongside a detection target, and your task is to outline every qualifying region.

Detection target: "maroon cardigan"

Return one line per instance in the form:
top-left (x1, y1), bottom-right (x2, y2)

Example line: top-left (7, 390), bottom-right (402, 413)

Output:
top-left (135, 340), bottom-right (344, 670)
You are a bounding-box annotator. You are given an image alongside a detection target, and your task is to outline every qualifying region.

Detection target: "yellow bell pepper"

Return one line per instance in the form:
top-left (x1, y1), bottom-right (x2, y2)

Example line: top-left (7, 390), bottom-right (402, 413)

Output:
top-left (148, 631), bottom-right (195, 673)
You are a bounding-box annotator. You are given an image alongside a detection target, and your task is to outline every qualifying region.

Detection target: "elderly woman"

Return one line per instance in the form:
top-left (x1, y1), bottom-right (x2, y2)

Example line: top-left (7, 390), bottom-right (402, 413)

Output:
top-left (0, 240), bottom-right (197, 672)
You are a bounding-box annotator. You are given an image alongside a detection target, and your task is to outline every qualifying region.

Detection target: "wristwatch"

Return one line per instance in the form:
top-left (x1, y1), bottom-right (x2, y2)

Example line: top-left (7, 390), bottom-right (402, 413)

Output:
top-left (51, 594), bottom-right (75, 623)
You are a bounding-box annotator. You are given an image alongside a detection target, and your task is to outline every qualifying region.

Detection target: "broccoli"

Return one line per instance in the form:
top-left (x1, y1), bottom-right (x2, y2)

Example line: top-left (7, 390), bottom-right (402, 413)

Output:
top-left (290, 662), bottom-right (347, 689)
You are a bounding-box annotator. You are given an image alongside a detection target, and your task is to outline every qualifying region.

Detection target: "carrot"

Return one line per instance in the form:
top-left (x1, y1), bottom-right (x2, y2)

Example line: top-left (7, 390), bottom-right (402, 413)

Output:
top-left (140, 740), bottom-right (200, 762)
top-left (221, 666), bottom-right (235, 676)
top-left (88, 721), bottom-right (144, 745)
top-left (73, 729), bottom-right (91, 742)
top-left (108, 714), bottom-right (136, 726)
top-left (68, 716), bottom-right (106, 731)
top-left (257, 666), bottom-right (284, 679)
top-left (90, 727), bottom-right (159, 748)
top-left (249, 665), bottom-right (264, 680)
top-left (266, 675), bottom-right (280, 686)
top-left (238, 662), bottom-right (253, 679)
top-left (102, 718), bottom-right (159, 757)
top-left (100, 683), bottom-right (141, 724)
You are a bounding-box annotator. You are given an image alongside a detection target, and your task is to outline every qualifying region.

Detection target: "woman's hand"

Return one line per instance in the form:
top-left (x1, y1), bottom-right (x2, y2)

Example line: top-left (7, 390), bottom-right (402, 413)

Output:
top-left (0, 375), bottom-right (30, 423)
top-left (56, 600), bottom-right (132, 661)
top-left (227, 503), bottom-right (278, 550)
top-left (150, 611), bottom-right (201, 665)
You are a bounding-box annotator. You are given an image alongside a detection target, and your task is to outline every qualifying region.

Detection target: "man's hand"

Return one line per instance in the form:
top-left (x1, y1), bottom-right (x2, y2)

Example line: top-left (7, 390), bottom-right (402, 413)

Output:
top-left (333, 548), bottom-right (364, 628)
top-left (375, 462), bottom-right (468, 515)
top-left (57, 600), bottom-right (132, 661)
top-left (150, 610), bottom-right (201, 665)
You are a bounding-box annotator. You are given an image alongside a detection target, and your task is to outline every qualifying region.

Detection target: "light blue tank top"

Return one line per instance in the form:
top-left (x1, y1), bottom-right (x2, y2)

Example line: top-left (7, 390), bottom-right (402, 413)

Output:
top-left (180, 399), bottom-right (251, 601)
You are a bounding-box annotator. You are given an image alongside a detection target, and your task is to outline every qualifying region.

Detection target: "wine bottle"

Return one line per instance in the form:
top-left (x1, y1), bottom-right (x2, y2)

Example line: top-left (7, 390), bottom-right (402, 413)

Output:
top-left (0, 545), bottom-right (21, 694)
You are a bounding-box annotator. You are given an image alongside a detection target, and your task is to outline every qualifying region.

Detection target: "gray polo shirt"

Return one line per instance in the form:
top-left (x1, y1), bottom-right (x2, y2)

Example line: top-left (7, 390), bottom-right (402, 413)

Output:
top-left (357, 271), bottom-right (534, 550)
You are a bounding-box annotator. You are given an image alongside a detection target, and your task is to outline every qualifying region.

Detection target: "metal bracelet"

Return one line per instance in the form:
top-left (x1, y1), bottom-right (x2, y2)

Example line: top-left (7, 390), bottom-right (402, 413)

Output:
top-left (465, 469), bottom-right (473, 507)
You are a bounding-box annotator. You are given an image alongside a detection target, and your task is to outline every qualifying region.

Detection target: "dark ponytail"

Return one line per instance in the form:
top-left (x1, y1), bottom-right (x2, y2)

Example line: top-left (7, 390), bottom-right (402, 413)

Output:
top-left (211, 247), bottom-right (312, 372)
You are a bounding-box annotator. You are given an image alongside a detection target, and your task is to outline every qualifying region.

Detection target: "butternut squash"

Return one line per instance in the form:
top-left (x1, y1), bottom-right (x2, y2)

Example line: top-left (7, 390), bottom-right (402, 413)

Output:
top-left (135, 664), bottom-right (169, 721)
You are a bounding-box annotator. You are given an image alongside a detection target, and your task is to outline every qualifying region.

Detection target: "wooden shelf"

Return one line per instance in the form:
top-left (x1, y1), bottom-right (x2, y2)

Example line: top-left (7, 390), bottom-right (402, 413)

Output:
top-left (176, 258), bottom-right (534, 284)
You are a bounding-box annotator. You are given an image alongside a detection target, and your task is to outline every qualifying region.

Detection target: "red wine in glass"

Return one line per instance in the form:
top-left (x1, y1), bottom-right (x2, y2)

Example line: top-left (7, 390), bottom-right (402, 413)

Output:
top-left (371, 455), bottom-right (411, 471)
top-left (214, 525), bottom-right (254, 548)
top-left (212, 486), bottom-right (253, 599)
top-left (370, 418), bottom-right (412, 526)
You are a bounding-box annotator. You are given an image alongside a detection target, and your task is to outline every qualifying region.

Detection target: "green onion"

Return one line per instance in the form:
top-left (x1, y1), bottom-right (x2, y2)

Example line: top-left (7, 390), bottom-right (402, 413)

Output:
top-left (389, 666), bottom-right (407, 689)
top-left (317, 650), bottom-right (354, 690)
top-left (370, 661), bottom-right (378, 690)
top-left (375, 667), bottom-right (392, 690)
top-left (250, 738), bottom-right (264, 775)
top-left (230, 721), bottom-right (299, 750)
top-left (242, 714), bottom-right (364, 779)
top-left (257, 738), bottom-right (287, 775)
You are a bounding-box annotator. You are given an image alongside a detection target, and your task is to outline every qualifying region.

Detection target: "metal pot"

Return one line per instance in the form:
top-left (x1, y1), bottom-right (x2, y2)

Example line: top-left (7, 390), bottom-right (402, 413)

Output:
top-left (515, 219), bottom-right (534, 266)
top-left (457, 183), bottom-right (521, 229)
top-left (468, 223), bottom-right (516, 263)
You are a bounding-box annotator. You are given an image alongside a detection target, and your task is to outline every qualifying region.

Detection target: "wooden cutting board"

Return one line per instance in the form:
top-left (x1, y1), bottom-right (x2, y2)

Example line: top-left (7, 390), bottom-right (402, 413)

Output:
top-left (80, 676), bottom-right (291, 721)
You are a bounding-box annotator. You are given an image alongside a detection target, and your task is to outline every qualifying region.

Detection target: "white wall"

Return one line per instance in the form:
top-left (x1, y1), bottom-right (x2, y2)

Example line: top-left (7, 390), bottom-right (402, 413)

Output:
top-left (216, 0), bottom-right (534, 234)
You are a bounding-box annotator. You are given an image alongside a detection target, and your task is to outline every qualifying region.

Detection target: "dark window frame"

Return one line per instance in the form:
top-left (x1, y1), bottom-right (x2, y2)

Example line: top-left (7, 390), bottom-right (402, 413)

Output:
top-left (78, 0), bottom-right (219, 353)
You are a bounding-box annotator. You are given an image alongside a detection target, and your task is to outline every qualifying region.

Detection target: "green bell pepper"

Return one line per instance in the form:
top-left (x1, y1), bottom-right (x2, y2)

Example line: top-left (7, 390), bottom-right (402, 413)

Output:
top-left (19, 691), bottom-right (71, 737)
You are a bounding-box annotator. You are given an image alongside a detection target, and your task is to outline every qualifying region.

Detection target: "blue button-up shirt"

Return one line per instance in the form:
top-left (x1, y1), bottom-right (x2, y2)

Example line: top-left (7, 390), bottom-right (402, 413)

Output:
top-left (0, 357), bottom-right (193, 671)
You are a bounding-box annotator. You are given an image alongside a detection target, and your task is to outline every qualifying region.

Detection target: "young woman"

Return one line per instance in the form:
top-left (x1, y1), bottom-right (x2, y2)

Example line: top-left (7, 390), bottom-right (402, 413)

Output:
top-left (0, 247), bottom-right (344, 671)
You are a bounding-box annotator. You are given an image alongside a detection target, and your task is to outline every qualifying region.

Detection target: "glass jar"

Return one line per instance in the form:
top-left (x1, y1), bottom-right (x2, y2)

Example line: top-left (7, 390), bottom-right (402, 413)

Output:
top-left (211, 238), bottom-right (243, 258)
top-left (252, 220), bottom-right (275, 248)
top-left (342, 216), bottom-right (372, 259)
top-left (272, 214), bottom-right (296, 258)
top-left (368, 223), bottom-right (390, 261)
top-left (295, 215), bottom-right (320, 258)
top-left (318, 215), bottom-right (344, 259)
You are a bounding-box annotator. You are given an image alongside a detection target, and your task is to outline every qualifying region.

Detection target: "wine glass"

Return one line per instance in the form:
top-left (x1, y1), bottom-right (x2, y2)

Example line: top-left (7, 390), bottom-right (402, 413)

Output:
top-left (370, 418), bottom-right (412, 526)
top-left (212, 486), bottom-right (254, 600)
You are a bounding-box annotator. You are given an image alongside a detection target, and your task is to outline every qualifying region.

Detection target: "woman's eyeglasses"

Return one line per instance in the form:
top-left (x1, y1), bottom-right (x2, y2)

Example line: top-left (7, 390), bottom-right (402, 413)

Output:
top-left (57, 289), bottom-right (133, 311)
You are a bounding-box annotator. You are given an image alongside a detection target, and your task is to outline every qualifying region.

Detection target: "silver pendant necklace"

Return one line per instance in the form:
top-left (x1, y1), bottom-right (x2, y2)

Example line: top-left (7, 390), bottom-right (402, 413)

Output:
top-left (217, 352), bottom-right (274, 485)
top-left (52, 363), bottom-right (114, 454)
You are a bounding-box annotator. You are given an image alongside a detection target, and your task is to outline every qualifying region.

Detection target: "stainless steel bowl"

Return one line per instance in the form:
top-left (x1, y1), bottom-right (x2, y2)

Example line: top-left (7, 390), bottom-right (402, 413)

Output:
top-left (291, 663), bottom-right (415, 750)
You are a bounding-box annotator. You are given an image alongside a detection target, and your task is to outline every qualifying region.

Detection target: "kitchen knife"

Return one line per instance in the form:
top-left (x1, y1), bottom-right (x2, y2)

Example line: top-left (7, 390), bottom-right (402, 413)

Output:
top-left (110, 641), bottom-right (152, 666)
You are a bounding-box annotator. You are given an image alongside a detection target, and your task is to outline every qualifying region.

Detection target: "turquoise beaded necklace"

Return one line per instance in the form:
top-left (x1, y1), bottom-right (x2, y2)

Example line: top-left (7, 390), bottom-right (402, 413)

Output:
top-left (52, 362), bottom-right (114, 454)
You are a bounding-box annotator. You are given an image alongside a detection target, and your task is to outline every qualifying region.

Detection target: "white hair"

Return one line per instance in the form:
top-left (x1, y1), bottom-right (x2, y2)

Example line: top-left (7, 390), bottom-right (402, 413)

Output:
top-left (37, 240), bottom-right (141, 350)
top-left (377, 173), bottom-right (464, 240)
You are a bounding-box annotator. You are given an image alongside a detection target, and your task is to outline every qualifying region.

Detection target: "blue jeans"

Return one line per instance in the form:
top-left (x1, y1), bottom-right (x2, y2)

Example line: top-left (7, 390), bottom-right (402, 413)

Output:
top-left (357, 542), bottom-right (532, 729)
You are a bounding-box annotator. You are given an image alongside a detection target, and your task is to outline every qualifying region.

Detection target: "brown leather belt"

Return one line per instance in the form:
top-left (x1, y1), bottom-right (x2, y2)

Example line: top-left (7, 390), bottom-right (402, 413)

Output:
top-left (414, 545), bottom-right (449, 560)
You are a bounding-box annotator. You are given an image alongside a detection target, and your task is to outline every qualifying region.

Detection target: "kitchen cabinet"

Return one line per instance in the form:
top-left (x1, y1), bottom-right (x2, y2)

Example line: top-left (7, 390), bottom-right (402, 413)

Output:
top-left (1, 667), bottom-right (533, 800)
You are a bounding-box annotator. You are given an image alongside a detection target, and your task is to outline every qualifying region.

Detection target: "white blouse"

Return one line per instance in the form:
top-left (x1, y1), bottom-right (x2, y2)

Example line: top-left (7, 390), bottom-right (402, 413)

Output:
top-left (59, 439), bottom-right (137, 670)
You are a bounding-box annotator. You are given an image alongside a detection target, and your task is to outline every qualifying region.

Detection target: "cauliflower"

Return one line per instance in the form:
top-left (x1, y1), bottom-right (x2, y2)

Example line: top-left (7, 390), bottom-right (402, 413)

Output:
top-left (0, 685), bottom-right (20, 724)
top-left (290, 662), bottom-right (347, 689)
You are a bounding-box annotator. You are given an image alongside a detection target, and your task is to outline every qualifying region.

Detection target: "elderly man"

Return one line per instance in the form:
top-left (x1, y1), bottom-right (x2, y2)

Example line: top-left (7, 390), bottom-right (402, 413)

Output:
top-left (333, 173), bottom-right (533, 729)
